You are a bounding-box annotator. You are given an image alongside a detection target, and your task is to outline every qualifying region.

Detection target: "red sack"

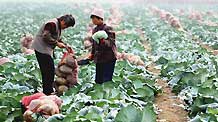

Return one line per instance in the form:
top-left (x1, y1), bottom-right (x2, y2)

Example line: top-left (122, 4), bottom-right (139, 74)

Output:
top-left (21, 92), bottom-right (46, 109)
top-left (60, 46), bottom-right (75, 65)
top-left (0, 57), bottom-right (10, 65)
top-left (55, 46), bottom-right (79, 94)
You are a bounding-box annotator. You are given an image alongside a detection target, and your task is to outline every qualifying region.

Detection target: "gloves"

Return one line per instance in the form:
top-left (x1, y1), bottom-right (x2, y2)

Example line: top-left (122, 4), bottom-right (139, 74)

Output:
top-left (92, 31), bottom-right (108, 44)
top-left (77, 59), bottom-right (91, 66)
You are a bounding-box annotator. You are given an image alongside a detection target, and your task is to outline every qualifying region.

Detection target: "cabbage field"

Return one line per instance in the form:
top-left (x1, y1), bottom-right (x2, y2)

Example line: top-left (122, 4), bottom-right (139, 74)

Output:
top-left (1, 0), bottom-right (218, 122)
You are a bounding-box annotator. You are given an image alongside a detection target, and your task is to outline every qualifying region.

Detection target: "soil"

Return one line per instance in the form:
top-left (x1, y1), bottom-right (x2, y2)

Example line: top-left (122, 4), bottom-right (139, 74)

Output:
top-left (140, 30), bottom-right (189, 121)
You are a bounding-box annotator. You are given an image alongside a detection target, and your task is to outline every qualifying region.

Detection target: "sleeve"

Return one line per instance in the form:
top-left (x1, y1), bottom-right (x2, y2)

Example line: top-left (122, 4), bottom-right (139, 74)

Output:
top-left (102, 26), bottom-right (116, 47)
top-left (42, 22), bottom-right (58, 45)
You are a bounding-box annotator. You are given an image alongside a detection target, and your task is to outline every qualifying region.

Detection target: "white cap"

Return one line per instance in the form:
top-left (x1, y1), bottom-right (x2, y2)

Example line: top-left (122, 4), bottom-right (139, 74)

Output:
top-left (90, 9), bottom-right (104, 20)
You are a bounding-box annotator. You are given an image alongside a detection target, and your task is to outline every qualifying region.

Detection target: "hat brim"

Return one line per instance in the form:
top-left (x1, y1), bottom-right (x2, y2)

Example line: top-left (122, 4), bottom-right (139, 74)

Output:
top-left (90, 15), bottom-right (103, 20)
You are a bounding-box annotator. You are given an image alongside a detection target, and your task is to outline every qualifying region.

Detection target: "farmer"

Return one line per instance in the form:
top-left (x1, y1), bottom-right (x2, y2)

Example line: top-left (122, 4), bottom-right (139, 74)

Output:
top-left (31, 14), bottom-right (75, 95)
top-left (78, 9), bottom-right (117, 84)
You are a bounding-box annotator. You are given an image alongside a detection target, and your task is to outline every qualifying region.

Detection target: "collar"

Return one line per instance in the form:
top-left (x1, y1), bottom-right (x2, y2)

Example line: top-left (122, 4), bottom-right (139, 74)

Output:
top-left (96, 23), bottom-right (105, 29)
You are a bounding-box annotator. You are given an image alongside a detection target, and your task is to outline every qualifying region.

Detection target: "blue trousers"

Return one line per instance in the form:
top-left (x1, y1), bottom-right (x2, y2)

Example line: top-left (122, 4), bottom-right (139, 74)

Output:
top-left (95, 61), bottom-right (116, 84)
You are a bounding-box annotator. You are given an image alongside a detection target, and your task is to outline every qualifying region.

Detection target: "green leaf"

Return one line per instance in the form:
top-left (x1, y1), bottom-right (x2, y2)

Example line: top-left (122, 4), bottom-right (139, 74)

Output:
top-left (133, 80), bottom-right (144, 89)
top-left (115, 105), bottom-right (142, 122)
top-left (85, 113), bottom-right (102, 122)
top-left (31, 69), bottom-right (41, 81)
top-left (47, 114), bottom-right (65, 122)
top-left (62, 110), bottom-right (78, 122)
top-left (13, 73), bottom-right (27, 81)
top-left (141, 105), bottom-right (156, 122)
top-left (207, 107), bottom-right (218, 115)
top-left (135, 86), bottom-right (154, 99)
top-left (156, 56), bottom-right (168, 65)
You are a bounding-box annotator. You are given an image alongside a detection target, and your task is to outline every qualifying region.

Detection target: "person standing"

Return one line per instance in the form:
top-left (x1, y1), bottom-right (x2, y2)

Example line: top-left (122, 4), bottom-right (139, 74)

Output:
top-left (31, 14), bottom-right (75, 95)
top-left (78, 9), bottom-right (117, 84)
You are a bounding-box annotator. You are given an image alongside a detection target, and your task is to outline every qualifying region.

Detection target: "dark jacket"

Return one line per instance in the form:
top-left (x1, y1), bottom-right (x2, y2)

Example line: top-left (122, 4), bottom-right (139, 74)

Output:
top-left (90, 24), bottom-right (117, 63)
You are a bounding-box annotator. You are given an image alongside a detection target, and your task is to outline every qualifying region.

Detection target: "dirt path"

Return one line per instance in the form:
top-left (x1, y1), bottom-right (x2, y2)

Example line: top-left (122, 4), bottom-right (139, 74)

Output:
top-left (138, 30), bottom-right (188, 122)
top-left (144, 29), bottom-right (218, 122)
top-left (155, 79), bottom-right (188, 122)
top-left (193, 38), bottom-right (218, 55)
top-left (147, 63), bottom-right (188, 122)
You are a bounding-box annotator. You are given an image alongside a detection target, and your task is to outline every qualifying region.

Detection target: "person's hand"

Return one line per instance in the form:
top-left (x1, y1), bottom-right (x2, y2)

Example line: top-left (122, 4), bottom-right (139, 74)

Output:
top-left (92, 31), bottom-right (108, 44)
top-left (57, 42), bottom-right (66, 48)
top-left (57, 38), bottom-right (64, 43)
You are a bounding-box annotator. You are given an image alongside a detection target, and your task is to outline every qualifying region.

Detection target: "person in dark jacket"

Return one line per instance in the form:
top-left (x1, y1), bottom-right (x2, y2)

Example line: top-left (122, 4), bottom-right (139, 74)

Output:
top-left (78, 9), bottom-right (117, 84)
top-left (31, 14), bottom-right (75, 95)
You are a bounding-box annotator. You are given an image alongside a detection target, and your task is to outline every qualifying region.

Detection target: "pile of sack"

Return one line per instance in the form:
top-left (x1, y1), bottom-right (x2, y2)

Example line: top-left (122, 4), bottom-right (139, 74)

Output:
top-left (54, 47), bottom-right (78, 94)
top-left (20, 34), bottom-right (34, 55)
top-left (21, 93), bottom-right (62, 122)
top-left (117, 52), bottom-right (145, 66)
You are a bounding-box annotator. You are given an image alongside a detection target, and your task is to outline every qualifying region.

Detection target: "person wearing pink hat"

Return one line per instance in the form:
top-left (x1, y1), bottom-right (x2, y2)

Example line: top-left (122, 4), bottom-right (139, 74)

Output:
top-left (78, 9), bottom-right (117, 84)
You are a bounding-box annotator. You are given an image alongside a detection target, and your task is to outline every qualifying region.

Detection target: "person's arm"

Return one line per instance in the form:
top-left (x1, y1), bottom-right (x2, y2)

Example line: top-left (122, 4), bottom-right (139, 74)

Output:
top-left (77, 38), bottom-right (94, 66)
top-left (42, 22), bottom-right (58, 46)
top-left (57, 41), bottom-right (66, 48)
top-left (102, 26), bottom-right (116, 47)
